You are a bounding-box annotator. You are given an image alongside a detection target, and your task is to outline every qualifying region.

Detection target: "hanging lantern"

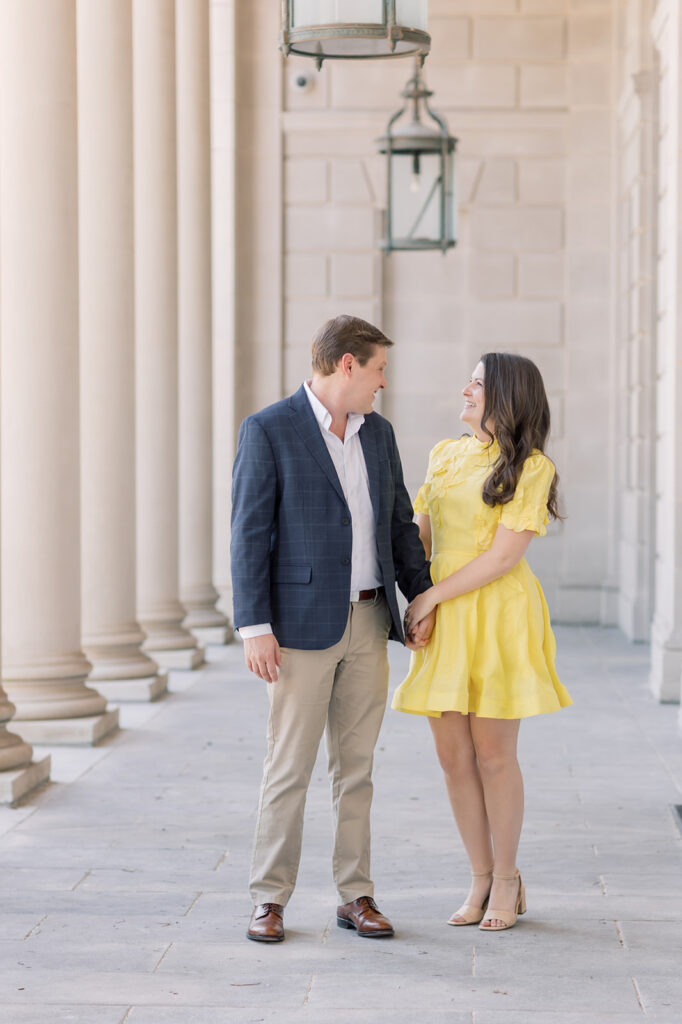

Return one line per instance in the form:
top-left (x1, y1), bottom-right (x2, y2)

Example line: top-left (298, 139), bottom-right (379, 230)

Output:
top-left (280, 1), bottom-right (431, 69)
top-left (377, 62), bottom-right (457, 253)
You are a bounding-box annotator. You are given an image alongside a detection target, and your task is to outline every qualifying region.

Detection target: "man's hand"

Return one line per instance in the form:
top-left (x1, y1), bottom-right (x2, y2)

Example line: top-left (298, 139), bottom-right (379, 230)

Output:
top-left (243, 634), bottom-right (282, 683)
top-left (405, 607), bottom-right (436, 650)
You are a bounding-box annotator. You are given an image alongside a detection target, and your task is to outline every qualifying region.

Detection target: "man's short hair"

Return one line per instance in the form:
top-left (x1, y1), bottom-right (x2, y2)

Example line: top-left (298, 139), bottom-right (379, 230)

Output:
top-left (311, 315), bottom-right (393, 376)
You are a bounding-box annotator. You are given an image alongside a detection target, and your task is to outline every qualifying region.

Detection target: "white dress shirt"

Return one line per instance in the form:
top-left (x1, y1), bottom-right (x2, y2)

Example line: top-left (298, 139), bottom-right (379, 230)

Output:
top-left (239, 380), bottom-right (382, 639)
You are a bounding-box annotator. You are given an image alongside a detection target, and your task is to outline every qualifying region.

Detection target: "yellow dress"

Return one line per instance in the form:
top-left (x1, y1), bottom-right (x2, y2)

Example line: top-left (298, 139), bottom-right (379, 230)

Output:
top-left (392, 435), bottom-right (573, 720)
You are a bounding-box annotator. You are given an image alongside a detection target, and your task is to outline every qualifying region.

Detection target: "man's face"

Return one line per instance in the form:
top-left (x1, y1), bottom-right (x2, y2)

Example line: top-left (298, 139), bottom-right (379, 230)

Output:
top-left (344, 346), bottom-right (387, 414)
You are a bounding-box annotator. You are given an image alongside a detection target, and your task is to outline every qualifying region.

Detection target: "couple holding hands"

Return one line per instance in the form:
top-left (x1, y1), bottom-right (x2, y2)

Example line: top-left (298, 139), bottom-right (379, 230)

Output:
top-left (231, 315), bottom-right (572, 944)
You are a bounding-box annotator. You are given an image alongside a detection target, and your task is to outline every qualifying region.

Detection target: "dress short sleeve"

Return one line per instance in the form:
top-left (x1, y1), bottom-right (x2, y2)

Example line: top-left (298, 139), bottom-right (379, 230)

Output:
top-left (500, 453), bottom-right (556, 536)
top-left (413, 439), bottom-right (453, 516)
top-left (413, 484), bottom-right (429, 515)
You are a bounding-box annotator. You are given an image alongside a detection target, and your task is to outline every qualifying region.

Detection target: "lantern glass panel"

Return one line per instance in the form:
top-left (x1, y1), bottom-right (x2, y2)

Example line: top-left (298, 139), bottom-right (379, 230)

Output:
top-left (446, 151), bottom-right (456, 244)
top-left (396, 0), bottom-right (428, 30)
top-left (390, 150), bottom-right (442, 245)
top-left (292, 0), bottom-right (385, 27)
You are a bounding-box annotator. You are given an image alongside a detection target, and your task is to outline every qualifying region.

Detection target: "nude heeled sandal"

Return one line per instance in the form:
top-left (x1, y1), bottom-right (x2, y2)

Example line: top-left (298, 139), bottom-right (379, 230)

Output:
top-left (479, 870), bottom-right (526, 931)
top-left (447, 868), bottom-right (493, 926)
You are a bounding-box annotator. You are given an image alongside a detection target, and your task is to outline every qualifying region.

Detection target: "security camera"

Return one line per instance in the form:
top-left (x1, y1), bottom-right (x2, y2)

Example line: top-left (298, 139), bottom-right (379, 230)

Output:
top-left (291, 71), bottom-right (314, 93)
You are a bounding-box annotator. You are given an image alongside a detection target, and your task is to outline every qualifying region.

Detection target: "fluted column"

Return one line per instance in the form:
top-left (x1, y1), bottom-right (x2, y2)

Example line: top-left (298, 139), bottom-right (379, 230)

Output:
top-left (77, 0), bottom-right (167, 702)
top-left (177, 0), bottom-right (231, 646)
top-left (134, 0), bottom-right (204, 670)
top-left (0, 0), bottom-right (118, 745)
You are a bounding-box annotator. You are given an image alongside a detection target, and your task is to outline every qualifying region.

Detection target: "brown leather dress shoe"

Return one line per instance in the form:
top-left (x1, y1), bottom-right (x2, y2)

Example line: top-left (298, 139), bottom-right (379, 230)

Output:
top-left (247, 903), bottom-right (284, 942)
top-left (336, 896), bottom-right (394, 938)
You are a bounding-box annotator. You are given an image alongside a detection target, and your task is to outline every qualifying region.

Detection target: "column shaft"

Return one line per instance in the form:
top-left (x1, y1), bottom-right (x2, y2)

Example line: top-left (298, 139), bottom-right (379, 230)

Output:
top-left (210, 0), bottom-right (238, 624)
top-left (0, 0), bottom-right (118, 745)
top-left (177, 0), bottom-right (231, 645)
top-left (134, 0), bottom-right (203, 670)
top-left (650, 0), bottom-right (682, 702)
top-left (78, 0), bottom-right (167, 702)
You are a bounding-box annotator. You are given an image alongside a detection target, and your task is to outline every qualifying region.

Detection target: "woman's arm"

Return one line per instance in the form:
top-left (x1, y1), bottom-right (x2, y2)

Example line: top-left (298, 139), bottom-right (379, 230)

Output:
top-left (415, 512), bottom-right (432, 560)
top-left (404, 523), bottom-right (534, 631)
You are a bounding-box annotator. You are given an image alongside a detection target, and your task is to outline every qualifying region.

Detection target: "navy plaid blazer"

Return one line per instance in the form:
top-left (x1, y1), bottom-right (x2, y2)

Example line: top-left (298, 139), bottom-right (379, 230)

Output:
top-left (230, 385), bottom-right (432, 650)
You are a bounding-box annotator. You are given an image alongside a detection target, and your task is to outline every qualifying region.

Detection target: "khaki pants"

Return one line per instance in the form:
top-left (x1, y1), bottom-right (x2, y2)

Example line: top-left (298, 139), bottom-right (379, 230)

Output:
top-left (249, 594), bottom-right (392, 907)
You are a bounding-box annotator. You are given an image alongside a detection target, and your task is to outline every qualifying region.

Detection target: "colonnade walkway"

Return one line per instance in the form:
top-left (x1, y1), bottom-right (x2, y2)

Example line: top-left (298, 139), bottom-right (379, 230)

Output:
top-left (0, 626), bottom-right (681, 1023)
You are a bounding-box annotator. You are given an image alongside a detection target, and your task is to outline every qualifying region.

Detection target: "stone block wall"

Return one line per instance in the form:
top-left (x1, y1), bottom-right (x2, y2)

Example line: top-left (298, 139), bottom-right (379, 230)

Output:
top-left (230, 1), bottom-right (620, 624)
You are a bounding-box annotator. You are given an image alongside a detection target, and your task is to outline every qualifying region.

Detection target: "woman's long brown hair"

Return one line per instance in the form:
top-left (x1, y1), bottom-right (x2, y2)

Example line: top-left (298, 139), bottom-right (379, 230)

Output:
top-left (478, 352), bottom-right (562, 521)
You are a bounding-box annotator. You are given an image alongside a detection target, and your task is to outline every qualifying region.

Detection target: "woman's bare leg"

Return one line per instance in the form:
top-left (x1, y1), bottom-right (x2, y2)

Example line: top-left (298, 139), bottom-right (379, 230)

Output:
top-left (429, 712), bottom-right (493, 916)
top-left (469, 715), bottom-right (524, 927)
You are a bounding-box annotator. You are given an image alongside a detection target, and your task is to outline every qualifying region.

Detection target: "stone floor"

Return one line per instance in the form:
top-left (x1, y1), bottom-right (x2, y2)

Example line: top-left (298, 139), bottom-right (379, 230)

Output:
top-left (0, 625), bottom-right (681, 1023)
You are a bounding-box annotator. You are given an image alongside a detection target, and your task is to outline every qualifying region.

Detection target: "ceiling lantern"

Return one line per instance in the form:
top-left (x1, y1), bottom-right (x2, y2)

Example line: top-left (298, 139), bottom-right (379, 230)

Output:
top-left (377, 61), bottom-right (457, 254)
top-left (280, 1), bottom-right (431, 69)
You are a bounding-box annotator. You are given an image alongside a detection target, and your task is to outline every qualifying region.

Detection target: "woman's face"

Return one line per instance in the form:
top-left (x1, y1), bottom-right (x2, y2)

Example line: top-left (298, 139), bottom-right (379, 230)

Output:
top-left (461, 360), bottom-right (488, 437)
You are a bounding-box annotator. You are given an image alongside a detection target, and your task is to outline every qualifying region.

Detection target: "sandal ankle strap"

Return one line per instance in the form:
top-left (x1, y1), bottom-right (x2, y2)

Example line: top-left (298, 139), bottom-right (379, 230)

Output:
top-left (492, 870), bottom-right (520, 881)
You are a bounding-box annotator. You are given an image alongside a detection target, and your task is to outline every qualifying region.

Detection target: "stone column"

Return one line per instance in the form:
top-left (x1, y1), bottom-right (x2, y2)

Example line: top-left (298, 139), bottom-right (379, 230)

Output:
top-left (77, 0), bottom-right (167, 702)
top-left (210, 0), bottom-right (238, 625)
top-left (134, 0), bottom-right (204, 670)
top-left (0, 0), bottom-right (118, 744)
top-left (0, 478), bottom-right (50, 801)
top-left (0, 686), bottom-right (50, 805)
top-left (650, 0), bottom-right (682, 703)
top-left (177, 0), bottom-right (231, 646)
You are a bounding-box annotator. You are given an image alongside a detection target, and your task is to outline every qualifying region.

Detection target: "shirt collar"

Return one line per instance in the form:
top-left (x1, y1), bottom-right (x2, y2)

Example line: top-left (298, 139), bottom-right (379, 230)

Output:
top-left (303, 380), bottom-right (365, 440)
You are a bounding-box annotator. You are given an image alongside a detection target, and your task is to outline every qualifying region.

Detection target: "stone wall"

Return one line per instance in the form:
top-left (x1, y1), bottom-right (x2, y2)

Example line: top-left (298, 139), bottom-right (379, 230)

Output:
top-left (272, 1), bottom-right (616, 622)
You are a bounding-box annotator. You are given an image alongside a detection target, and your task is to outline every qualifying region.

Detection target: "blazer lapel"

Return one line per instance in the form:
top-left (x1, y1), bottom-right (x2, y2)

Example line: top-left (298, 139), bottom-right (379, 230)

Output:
top-left (288, 386), bottom-right (347, 507)
top-left (359, 419), bottom-right (381, 524)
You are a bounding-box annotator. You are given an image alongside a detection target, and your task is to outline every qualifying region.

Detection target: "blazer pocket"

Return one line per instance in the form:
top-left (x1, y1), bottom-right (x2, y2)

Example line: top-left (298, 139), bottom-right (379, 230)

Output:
top-left (272, 563), bottom-right (312, 584)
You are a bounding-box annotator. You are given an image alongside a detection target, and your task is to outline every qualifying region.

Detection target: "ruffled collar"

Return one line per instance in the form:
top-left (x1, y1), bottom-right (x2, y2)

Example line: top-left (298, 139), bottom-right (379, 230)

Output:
top-left (458, 433), bottom-right (499, 458)
top-left (427, 434), bottom-right (490, 500)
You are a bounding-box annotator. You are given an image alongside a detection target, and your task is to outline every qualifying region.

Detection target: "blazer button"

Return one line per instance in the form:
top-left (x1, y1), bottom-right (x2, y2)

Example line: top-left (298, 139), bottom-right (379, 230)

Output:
top-left (341, 517), bottom-right (350, 526)
top-left (341, 556), bottom-right (350, 565)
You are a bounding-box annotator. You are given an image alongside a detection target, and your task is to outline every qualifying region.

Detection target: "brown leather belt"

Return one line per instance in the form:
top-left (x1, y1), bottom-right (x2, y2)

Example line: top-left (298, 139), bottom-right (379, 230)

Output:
top-left (355, 587), bottom-right (383, 602)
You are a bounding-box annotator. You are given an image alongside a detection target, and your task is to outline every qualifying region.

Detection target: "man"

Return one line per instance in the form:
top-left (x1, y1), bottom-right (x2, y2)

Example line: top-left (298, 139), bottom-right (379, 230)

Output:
top-left (231, 315), bottom-right (434, 943)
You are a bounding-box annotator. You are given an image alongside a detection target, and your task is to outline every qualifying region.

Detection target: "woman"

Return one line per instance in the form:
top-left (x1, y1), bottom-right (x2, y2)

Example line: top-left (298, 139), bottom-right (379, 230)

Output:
top-left (392, 353), bottom-right (572, 932)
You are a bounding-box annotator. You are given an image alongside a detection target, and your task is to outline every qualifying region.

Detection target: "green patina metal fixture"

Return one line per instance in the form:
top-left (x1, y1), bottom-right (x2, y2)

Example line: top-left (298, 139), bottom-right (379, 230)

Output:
top-left (280, 0), bottom-right (431, 69)
top-left (377, 62), bottom-right (457, 254)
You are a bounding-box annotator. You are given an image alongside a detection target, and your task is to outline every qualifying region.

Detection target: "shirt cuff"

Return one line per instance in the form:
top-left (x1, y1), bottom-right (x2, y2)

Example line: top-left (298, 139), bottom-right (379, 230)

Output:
top-left (238, 623), bottom-right (273, 640)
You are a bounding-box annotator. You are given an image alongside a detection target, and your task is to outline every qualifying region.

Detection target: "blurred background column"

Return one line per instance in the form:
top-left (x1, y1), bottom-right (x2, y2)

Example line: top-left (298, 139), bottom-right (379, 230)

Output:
top-left (177, 0), bottom-right (232, 647)
top-left (0, 0), bottom-right (118, 744)
top-left (78, 0), bottom-right (167, 702)
top-left (133, 0), bottom-right (204, 670)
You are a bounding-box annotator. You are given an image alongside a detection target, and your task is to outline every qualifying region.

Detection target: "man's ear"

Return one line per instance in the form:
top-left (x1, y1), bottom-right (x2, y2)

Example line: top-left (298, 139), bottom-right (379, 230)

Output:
top-left (340, 352), bottom-right (354, 377)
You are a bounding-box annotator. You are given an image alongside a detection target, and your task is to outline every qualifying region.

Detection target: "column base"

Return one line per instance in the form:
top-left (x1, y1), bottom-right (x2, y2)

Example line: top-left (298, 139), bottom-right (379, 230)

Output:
top-left (14, 708), bottom-right (120, 747)
top-left (0, 755), bottom-right (51, 806)
top-left (190, 624), bottom-right (234, 646)
top-left (150, 647), bottom-right (205, 671)
top-left (650, 626), bottom-right (682, 702)
top-left (90, 671), bottom-right (168, 703)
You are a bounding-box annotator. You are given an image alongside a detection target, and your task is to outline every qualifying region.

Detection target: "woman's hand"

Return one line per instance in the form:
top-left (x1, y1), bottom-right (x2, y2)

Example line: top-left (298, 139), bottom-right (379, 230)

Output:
top-left (404, 589), bottom-right (438, 640)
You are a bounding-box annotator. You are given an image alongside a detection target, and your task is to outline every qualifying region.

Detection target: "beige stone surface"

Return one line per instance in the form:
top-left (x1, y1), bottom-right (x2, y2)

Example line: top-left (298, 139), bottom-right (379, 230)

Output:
top-left (0, 632), bottom-right (678, 1018)
top-left (520, 66), bottom-right (569, 108)
top-left (473, 18), bottom-right (565, 61)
